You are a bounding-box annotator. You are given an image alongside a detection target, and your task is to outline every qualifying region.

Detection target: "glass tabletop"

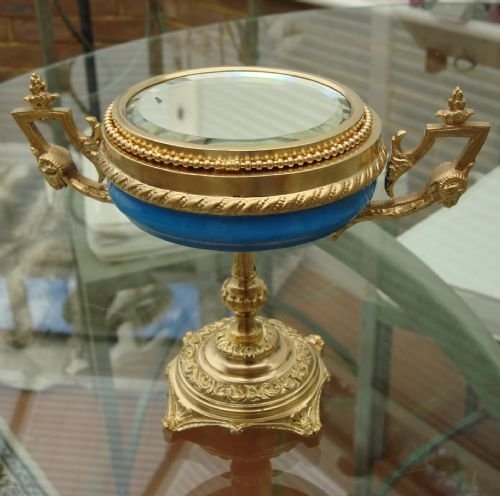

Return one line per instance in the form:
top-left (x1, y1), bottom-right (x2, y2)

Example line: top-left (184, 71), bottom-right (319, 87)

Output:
top-left (0, 3), bottom-right (499, 496)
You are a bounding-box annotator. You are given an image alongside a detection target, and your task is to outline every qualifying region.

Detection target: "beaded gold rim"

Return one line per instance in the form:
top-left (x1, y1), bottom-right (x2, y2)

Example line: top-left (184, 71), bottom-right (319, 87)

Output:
top-left (106, 66), bottom-right (368, 172)
top-left (103, 110), bottom-right (382, 198)
top-left (104, 106), bottom-right (371, 172)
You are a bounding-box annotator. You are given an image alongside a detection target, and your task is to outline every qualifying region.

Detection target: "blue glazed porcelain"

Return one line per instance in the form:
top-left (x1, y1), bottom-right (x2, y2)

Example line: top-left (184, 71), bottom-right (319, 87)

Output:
top-left (108, 181), bottom-right (376, 251)
top-left (96, 68), bottom-right (386, 252)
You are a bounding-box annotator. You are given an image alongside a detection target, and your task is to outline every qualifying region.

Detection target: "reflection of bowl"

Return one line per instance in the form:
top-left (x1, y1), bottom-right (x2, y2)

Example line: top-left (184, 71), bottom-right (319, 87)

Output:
top-left (100, 67), bottom-right (387, 251)
top-left (167, 426), bottom-right (319, 460)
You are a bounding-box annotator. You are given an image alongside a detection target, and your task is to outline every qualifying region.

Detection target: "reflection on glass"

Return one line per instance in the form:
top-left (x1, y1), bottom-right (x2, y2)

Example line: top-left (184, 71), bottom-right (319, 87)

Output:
top-left (167, 426), bottom-right (325, 496)
top-left (126, 71), bottom-right (351, 146)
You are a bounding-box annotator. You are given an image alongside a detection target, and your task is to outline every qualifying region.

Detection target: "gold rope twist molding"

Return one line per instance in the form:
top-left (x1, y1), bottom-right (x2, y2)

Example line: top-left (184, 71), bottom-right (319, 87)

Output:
top-left (97, 143), bottom-right (387, 216)
top-left (103, 104), bottom-right (373, 172)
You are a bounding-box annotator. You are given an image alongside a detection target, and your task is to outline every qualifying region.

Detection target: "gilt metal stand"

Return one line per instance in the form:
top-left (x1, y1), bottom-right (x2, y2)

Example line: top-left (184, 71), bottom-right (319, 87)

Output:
top-left (164, 252), bottom-right (329, 435)
top-left (11, 68), bottom-right (490, 437)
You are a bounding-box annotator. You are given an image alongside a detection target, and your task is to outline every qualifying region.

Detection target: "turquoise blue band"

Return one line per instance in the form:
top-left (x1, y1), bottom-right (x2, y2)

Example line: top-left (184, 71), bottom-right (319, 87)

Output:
top-left (108, 182), bottom-right (376, 251)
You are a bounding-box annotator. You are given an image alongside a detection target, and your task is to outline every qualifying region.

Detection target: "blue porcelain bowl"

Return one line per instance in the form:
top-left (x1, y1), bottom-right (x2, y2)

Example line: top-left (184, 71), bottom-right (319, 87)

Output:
top-left (98, 67), bottom-right (387, 252)
top-left (109, 181), bottom-right (376, 251)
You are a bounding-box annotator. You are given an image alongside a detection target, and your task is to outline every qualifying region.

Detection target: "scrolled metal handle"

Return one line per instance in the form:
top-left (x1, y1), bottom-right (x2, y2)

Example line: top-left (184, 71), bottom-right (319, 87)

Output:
top-left (337, 87), bottom-right (490, 235)
top-left (11, 73), bottom-right (111, 202)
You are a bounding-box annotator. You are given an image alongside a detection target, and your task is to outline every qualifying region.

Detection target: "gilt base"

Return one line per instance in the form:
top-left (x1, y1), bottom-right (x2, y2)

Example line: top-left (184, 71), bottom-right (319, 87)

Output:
top-left (163, 316), bottom-right (330, 436)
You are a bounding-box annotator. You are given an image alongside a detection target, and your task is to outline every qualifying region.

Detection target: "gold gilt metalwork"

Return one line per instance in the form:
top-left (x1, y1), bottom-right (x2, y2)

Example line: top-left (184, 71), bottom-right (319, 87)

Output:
top-left (335, 86), bottom-right (490, 235)
top-left (97, 141), bottom-right (387, 216)
top-left (11, 73), bottom-right (111, 202)
top-left (101, 116), bottom-right (384, 199)
top-left (164, 252), bottom-right (329, 435)
top-left (108, 66), bottom-right (367, 172)
top-left (436, 87), bottom-right (474, 125)
top-left (23, 73), bottom-right (58, 110)
top-left (104, 104), bottom-right (372, 172)
top-left (11, 70), bottom-right (490, 437)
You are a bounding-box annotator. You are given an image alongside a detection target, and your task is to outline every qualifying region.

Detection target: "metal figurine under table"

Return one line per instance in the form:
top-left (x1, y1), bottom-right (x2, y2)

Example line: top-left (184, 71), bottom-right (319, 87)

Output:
top-left (12, 67), bottom-right (489, 436)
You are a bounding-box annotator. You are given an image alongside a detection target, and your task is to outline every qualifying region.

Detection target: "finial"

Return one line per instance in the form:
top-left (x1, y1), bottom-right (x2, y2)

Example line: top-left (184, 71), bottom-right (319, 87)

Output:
top-left (436, 87), bottom-right (474, 125)
top-left (23, 73), bottom-right (59, 110)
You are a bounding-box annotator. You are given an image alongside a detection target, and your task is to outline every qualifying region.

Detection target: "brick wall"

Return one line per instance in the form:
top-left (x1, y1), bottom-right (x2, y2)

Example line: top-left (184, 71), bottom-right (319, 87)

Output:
top-left (0, 0), bottom-right (312, 82)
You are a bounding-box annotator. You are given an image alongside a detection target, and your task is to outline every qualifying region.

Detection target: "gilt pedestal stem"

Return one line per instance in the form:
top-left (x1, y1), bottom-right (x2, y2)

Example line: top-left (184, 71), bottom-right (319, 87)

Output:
top-left (163, 252), bottom-right (330, 436)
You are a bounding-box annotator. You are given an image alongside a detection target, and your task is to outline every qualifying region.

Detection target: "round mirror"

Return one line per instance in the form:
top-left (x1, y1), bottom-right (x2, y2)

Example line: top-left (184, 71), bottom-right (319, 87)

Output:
top-left (125, 70), bottom-right (351, 147)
